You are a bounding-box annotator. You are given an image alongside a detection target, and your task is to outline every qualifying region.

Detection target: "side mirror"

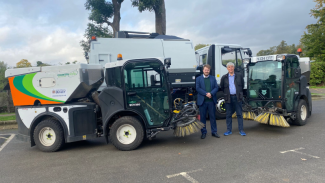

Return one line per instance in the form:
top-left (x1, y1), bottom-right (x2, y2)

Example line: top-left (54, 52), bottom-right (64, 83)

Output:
top-left (196, 65), bottom-right (203, 74)
top-left (294, 68), bottom-right (301, 78)
top-left (164, 58), bottom-right (171, 68)
top-left (247, 49), bottom-right (252, 57)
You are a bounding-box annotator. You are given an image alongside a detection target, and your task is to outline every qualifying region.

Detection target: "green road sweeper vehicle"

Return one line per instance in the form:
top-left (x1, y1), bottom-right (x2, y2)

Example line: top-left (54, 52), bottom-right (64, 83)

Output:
top-left (241, 54), bottom-right (312, 127)
top-left (5, 57), bottom-right (202, 152)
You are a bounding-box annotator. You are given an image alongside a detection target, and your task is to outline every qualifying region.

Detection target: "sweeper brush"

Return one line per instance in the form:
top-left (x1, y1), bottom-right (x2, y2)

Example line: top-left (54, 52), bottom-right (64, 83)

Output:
top-left (174, 118), bottom-right (205, 137)
top-left (254, 112), bottom-right (270, 124)
top-left (269, 114), bottom-right (290, 127)
top-left (232, 111), bottom-right (256, 120)
top-left (254, 112), bottom-right (290, 127)
top-left (172, 102), bottom-right (204, 137)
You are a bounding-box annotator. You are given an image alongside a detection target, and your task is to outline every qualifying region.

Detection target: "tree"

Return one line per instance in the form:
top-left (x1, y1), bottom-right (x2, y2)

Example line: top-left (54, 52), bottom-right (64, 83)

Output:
top-left (256, 46), bottom-right (276, 56)
top-left (16, 59), bottom-right (32, 68)
top-left (300, 0), bottom-right (325, 62)
top-left (256, 41), bottom-right (303, 56)
top-left (72, 61), bottom-right (78, 64)
top-left (194, 44), bottom-right (210, 51)
top-left (36, 61), bottom-right (51, 67)
top-left (65, 62), bottom-right (71, 65)
top-left (0, 61), bottom-right (12, 113)
top-left (131, 0), bottom-right (166, 35)
top-left (81, 0), bottom-right (123, 54)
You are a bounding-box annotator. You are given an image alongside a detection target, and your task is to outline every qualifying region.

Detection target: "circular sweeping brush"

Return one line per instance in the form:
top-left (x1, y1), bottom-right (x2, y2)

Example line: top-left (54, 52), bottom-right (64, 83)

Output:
top-left (171, 102), bottom-right (204, 137)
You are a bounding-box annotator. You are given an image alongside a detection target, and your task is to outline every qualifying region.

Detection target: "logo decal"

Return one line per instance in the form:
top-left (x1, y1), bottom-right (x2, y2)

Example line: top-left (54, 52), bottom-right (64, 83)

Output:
top-left (51, 89), bottom-right (67, 97)
top-left (57, 70), bottom-right (78, 78)
top-left (262, 90), bottom-right (267, 95)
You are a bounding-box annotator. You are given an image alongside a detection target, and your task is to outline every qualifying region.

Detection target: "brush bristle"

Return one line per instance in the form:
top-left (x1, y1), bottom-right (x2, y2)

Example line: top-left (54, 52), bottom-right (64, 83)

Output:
top-left (174, 120), bottom-right (205, 137)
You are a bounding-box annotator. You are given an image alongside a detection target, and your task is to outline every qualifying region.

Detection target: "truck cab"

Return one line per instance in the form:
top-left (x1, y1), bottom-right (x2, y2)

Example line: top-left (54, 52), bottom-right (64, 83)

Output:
top-left (195, 44), bottom-right (252, 119)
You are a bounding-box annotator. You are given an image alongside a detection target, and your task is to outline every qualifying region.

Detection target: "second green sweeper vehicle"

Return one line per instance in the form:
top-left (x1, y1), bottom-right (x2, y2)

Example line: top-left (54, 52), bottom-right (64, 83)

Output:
top-left (236, 54), bottom-right (312, 127)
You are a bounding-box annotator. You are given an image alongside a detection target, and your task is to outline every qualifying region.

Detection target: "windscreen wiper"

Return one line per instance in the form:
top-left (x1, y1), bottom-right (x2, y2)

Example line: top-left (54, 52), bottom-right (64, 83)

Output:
top-left (255, 90), bottom-right (266, 100)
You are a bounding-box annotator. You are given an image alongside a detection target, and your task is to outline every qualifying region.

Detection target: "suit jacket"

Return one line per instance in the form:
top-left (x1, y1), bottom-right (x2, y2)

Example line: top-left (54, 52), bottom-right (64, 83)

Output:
top-left (196, 75), bottom-right (219, 106)
top-left (220, 73), bottom-right (244, 103)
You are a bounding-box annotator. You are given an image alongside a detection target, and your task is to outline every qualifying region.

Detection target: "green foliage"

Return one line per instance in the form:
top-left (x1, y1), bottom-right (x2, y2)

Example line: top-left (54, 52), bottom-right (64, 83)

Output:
top-left (194, 44), bottom-right (210, 51)
top-left (131, 0), bottom-right (162, 12)
top-left (0, 61), bottom-right (8, 90)
top-left (80, 23), bottom-right (113, 53)
top-left (300, 0), bottom-right (325, 86)
top-left (65, 62), bottom-right (70, 65)
top-left (131, 0), bottom-right (166, 35)
top-left (310, 62), bottom-right (325, 86)
top-left (36, 61), bottom-right (51, 67)
top-left (16, 59), bottom-right (32, 68)
top-left (0, 115), bottom-right (16, 121)
top-left (81, 0), bottom-right (120, 53)
top-left (256, 41), bottom-right (302, 56)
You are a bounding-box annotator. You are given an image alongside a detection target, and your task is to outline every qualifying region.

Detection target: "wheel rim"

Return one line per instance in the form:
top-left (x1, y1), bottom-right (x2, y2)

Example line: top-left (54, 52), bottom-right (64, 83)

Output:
top-left (301, 105), bottom-right (307, 121)
top-left (39, 127), bottom-right (56, 147)
top-left (116, 124), bottom-right (137, 145)
top-left (216, 98), bottom-right (226, 114)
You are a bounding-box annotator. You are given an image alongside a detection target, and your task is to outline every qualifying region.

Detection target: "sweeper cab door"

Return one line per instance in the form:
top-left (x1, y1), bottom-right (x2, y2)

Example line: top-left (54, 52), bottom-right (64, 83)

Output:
top-left (283, 55), bottom-right (301, 112)
top-left (123, 59), bottom-right (172, 127)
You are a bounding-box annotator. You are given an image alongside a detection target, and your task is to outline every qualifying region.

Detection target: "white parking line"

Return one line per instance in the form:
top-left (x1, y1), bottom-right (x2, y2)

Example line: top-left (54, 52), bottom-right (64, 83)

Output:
top-left (0, 134), bottom-right (15, 152)
top-left (167, 169), bottom-right (202, 183)
top-left (280, 147), bottom-right (320, 159)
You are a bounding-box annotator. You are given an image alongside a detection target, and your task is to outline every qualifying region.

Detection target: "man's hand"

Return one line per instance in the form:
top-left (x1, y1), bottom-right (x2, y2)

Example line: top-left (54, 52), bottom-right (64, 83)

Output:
top-left (206, 93), bottom-right (212, 98)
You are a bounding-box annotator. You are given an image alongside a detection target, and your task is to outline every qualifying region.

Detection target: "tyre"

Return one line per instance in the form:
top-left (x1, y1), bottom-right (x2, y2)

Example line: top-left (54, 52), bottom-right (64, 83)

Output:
top-left (109, 116), bottom-right (144, 151)
top-left (34, 119), bottom-right (64, 152)
top-left (294, 99), bottom-right (308, 126)
top-left (216, 91), bottom-right (226, 119)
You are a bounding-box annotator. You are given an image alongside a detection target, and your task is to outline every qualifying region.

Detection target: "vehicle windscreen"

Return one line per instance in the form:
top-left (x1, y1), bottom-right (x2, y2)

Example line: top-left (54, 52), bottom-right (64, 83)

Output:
top-left (221, 49), bottom-right (242, 67)
top-left (248, 60), bottom-right (282, 101)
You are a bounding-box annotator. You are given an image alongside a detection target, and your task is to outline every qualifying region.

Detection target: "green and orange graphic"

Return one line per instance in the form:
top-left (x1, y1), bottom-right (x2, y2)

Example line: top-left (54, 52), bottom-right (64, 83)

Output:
top-left (9, 73), bottom-right (65, 106)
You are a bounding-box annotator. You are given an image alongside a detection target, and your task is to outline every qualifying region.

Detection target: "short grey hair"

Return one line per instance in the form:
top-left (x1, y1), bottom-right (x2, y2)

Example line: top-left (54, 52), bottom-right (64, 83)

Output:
top-left (226, 62), bottom-right (235, 68)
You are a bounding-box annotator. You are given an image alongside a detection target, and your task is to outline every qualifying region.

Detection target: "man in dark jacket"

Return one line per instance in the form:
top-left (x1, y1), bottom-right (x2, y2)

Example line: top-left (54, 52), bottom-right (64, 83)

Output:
top-left (220, 62), bottom-right (246, 136)
top-left (196, 64), bottom-right (219, 139)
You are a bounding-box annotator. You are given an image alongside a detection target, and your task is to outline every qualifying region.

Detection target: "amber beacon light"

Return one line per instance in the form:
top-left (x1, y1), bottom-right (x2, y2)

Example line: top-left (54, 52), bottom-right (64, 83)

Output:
top-left (117, 54), bottom-right (123, 60)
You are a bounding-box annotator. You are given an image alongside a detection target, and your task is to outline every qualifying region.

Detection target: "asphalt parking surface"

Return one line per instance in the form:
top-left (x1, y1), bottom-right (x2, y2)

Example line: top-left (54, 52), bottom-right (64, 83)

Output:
top-left (0, 99), bottom-right (324, 183)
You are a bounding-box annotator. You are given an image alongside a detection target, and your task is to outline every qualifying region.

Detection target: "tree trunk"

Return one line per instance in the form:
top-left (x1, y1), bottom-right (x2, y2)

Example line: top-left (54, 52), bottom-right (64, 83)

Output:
top-left (154, 0), bottom-right (166, 35)
top-left (6, 90), bottom-right (11, 113)
top-left (112, 0), bottom-right (122, 37)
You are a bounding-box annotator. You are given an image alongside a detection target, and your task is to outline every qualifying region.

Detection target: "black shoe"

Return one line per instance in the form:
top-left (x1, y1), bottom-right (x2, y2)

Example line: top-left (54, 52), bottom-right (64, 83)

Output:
top-left (201, 133), bottom-right (206, 139)
top-left (212, 133), bottom-right (220, 138)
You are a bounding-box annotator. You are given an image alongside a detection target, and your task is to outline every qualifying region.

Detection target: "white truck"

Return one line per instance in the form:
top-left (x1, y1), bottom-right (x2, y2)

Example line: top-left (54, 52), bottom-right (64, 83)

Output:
top-left (87, 31), bottom-right (252, 119)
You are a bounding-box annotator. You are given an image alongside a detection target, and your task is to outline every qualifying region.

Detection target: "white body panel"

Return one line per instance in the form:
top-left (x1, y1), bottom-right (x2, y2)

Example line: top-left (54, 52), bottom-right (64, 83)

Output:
top-left (5, 64), bottom-right (103, 103)
top-left (17, 108), bottom-right (47, 128)
top-left (88, 38), bottom-right (197, 69)
top-left (17, 105), bottom-right (87, 135)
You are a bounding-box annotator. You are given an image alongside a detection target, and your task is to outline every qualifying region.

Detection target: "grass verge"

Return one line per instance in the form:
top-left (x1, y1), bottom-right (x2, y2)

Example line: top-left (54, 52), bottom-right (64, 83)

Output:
top-left (310, 85), bottom-right (325, 89)
top-left (0, 115), bottom-right (16, 121)
top-left (0, 112), bottom-right (15, 115)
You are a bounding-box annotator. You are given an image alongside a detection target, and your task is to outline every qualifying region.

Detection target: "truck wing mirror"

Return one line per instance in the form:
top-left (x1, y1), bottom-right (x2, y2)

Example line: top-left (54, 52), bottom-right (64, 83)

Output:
top-left (294, 68), bottom-right (301, 78)
top-left (164, 58), bottom-right (171, 68)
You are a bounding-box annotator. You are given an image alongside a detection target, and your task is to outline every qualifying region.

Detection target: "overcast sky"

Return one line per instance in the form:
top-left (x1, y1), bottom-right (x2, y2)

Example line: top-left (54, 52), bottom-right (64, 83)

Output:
top-left (0, 0), bottom-right (317, 67)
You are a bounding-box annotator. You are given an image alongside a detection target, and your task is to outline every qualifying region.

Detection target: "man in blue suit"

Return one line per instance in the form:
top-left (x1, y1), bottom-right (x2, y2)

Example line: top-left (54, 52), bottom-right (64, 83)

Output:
top-left (196, 64), bottom-right (219, 139)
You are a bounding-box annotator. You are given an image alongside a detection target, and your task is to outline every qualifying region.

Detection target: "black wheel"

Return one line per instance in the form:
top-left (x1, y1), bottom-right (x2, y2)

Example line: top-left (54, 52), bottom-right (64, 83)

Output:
top-left (294, 99), bottom-right (308, 126)
top-left (216, 91), bottom-right (226, 119)
top-left (34, 119), bottom-right (64, 152)
top-left (109, 116), bottom-right (144, 151)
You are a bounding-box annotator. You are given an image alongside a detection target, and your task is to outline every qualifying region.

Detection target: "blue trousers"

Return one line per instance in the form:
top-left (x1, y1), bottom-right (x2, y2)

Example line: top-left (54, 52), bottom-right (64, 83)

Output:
top-left (225, 95), bottom-right (244, 132)
top-left (199, 101), bottom-right (217, 134)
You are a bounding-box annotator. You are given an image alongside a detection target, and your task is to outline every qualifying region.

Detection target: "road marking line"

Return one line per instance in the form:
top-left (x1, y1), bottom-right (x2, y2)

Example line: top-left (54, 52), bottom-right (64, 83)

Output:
top-left (280, 147), bottom-right (320, 159)
top-left (167, 169), bottom-right (202, 183)
top-left (0, 134), bottom-right (15, 152)
top-left (0, 137), bottom-right (8, 140)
